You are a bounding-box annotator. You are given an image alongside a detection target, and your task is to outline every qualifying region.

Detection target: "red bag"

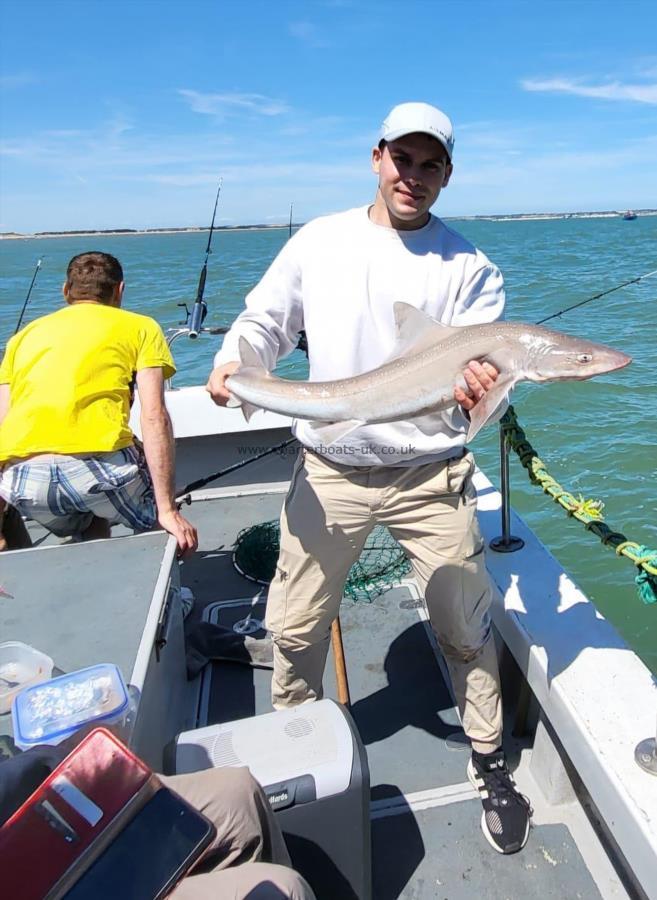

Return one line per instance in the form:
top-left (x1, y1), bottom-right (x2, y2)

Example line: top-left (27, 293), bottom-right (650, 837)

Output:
top-left (0, 728), bottom-right (158, 900)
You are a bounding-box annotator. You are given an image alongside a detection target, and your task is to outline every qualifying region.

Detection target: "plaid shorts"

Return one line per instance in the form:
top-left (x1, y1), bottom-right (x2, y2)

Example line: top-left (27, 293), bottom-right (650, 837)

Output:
top-left (0, 446), bottom-right (156, 538)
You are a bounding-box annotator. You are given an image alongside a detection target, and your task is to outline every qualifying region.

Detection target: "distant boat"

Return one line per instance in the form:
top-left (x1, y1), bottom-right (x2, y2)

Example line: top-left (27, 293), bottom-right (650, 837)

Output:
top-left (622, 210), bottom-right (638, 220)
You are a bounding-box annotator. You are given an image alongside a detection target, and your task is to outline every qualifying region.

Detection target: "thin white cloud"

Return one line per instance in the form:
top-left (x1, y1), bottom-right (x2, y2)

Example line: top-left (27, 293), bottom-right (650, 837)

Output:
top-left (455, 133), bottom-right (657, 188)
top-left (44, 129), bottom-right (86, 138)
top-left (137, 161), bottom-right (364, 187)
top-left (635, 57), bottom-right (657, 78)
top-left (288, 21), bottom-right (329, 47)
top-left (278, 114), bottom-right (349, 137)
top-left (178, 89), bottom-right (289, 117)
top-left (106, 115), bottom-right (134, 140)
top-left (0, 116), bottom-right (368, 191)
top-left (0, 72), bottom-right (37, 89)
top-left (522, 77), bottom-right (657, 105)
top-left (0, 115), bottom-right (137, 164)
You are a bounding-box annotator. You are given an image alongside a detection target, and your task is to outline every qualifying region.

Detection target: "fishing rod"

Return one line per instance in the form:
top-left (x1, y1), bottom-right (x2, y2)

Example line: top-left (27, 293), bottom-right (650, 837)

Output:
top-left (187, 179), bottom-right (222, 339)
top-left (14, 258), bottom-right (43, 334)
top-left (536, 267), bottom-right (657, 326)
top-left (287, 201), bottom-right (310, 356)
top-left (176, 437), bottom-right (296, 500)
top-left (176, 268), bottom-right (657, 496)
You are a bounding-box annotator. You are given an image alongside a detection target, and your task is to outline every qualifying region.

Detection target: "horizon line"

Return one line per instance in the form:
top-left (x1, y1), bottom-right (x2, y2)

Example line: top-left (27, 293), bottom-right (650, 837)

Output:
top-left (2, 208), bottom-right (656, 238)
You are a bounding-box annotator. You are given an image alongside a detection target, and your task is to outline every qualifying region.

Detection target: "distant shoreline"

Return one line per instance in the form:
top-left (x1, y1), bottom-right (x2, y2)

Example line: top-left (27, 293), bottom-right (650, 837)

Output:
top-left (2, 210), bottom-right (656, 239)
top-left (0, 225), bottom-right (294, 241)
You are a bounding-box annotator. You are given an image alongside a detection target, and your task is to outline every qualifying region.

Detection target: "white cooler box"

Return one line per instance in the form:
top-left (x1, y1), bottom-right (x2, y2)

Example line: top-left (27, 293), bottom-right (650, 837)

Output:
top-left (170, 699), bottom-right (371, 900)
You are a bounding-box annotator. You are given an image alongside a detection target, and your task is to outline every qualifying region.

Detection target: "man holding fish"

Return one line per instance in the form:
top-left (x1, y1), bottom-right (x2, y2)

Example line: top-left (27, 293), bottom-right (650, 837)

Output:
top-left (207, 101), bottom-right (611, 855)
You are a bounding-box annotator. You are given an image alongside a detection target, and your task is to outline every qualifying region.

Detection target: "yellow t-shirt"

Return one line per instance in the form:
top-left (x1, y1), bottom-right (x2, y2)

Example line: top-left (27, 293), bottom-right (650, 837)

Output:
top-left (0, 303), bottom-right (175, 463)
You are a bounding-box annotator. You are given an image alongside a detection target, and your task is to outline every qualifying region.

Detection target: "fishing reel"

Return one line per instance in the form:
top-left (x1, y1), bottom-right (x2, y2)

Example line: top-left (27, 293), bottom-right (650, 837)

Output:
top-left (177, 300), bottom-right (208, 336)
top-left (177, 302), bottom-right (191, 325)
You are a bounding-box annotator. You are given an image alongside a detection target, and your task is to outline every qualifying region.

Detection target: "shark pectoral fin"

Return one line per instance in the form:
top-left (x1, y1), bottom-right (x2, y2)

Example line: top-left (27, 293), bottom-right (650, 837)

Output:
top-left (308, 419), bottom-right (364, 446)
top-left (226, 395), bottom-right (260, 423)
top-left (240, 400), bottom-right (260, 423)
top-left (465, 376), bottom-right (514, 442)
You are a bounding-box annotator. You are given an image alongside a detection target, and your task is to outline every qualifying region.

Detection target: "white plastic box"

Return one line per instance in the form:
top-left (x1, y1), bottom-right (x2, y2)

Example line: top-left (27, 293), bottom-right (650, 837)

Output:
top-left (0, 641), bottom-right (54, 715)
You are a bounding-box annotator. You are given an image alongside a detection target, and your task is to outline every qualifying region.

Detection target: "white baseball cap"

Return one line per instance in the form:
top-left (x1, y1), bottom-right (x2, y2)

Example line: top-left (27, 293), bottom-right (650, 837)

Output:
top-left (380, 102), bottom-right (454, 160)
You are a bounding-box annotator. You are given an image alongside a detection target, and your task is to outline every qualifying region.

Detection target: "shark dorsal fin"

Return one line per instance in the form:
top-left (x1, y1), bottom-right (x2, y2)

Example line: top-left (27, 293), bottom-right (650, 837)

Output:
top-left (392, 302), bottom-right (459, 358)
top-left (238, 336), bottom-right (265, 370)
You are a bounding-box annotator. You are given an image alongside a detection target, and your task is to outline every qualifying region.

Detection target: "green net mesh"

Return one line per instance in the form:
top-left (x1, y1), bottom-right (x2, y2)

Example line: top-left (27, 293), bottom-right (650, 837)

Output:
top-left (233, 521), bottom-right (411, 602)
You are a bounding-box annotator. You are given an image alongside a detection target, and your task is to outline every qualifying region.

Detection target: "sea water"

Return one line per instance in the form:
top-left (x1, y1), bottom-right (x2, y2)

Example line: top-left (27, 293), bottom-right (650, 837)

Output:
top-left (1, 215), bottom-right (656, 672)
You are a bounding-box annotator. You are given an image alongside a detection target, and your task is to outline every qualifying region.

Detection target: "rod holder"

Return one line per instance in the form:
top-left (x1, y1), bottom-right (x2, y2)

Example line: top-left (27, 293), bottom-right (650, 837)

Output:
top-left (165, 326), bottom-right (229, 389)
top-left (490, 423), bottom-right (524, 553)
top-left (635, 716), bottom-right (657, 775)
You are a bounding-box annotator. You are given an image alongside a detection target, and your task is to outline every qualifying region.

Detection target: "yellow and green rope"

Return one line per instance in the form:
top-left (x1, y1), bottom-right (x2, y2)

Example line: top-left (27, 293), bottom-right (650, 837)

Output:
top-left (501, 406), bottom-right (657, 604)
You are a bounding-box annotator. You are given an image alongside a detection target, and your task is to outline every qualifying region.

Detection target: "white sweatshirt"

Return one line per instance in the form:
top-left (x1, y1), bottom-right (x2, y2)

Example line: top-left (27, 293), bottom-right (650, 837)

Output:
top-left (214, 206), bottom-right (505, 466)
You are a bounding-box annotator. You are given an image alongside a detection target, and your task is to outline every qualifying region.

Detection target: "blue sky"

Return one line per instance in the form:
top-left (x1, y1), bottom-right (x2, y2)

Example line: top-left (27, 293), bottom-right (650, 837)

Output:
top-left (1, 0), bottom-right (656, 232)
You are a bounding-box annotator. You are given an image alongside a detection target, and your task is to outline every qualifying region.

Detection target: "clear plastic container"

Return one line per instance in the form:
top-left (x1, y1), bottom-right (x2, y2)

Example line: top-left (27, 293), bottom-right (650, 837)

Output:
top-left (11, 662), bottom-right (129, 750)
top-left (0, 641), bottom-right (54, 715)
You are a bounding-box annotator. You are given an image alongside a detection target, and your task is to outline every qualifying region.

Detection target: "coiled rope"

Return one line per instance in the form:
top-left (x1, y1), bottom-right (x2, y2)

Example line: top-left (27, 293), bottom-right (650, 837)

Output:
top-left (501, 405), bottom-right (657, 604)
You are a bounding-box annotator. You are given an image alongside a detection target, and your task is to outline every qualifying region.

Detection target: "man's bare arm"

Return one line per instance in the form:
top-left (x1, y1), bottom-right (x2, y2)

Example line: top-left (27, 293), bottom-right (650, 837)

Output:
top-left (0, 384), bottom-right (10, 549)
top-left (136, 367), bottom-right (198, 556)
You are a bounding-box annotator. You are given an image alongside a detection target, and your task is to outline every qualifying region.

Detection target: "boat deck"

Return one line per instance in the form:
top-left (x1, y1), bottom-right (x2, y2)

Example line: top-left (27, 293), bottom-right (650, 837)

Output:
top-left (173, 487), bottom-right (621, 899)
top-left (5, 467), bottom-right (641, 899)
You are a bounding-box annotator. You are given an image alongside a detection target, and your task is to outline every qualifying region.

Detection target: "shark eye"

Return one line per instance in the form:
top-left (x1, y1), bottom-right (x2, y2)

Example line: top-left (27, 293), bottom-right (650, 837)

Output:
top-left (577, 353), bottom-right (593, 364)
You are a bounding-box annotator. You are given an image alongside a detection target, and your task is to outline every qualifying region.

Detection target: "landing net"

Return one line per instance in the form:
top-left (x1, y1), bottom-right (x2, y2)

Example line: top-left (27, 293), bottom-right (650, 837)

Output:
top-left (233, 521), bottom-right (411, 602)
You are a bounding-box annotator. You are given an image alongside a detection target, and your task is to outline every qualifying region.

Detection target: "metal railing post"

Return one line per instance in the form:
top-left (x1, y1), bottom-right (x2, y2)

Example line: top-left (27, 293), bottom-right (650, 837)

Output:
top-left (489, 422), bottom-right (524, 553)
top-left (165, 326), bottom-right (228, 390)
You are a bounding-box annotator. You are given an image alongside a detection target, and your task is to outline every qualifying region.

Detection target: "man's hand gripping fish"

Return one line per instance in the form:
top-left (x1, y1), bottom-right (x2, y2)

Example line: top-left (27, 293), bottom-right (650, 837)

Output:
top-left (225, 302), bottom-right (632, 444)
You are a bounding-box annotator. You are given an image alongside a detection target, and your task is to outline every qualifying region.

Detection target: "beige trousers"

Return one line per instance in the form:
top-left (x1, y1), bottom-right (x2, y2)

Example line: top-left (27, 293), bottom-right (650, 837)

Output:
top-left (164, 767), bottom-right (315, 899)
top-left (266, 449), bottom-right (502, 753)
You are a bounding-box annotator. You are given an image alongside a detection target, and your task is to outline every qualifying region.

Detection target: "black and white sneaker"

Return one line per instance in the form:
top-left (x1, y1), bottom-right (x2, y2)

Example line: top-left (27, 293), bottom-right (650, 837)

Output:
top-left (467, 749), bottom-right (532, 854)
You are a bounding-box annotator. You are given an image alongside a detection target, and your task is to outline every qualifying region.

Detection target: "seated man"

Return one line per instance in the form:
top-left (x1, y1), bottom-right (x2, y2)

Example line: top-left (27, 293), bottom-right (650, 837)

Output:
top-left (0, 251), bottom-right (197, 555)
top-left (0, 502), bottom-right (32, 551)
top-left (166, 767), bottom-right (314, 899)
top-left (0, 742), bottom-right (315, 900)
